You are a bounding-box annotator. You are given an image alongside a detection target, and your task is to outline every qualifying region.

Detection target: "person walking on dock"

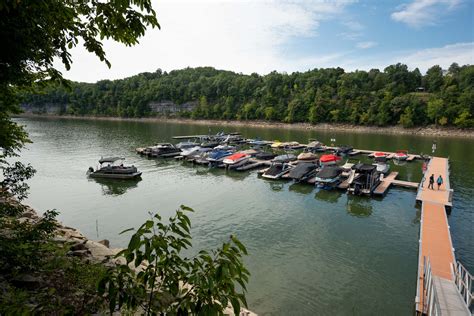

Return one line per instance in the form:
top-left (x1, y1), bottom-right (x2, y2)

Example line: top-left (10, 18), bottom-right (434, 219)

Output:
top-left (428, 174), bottom-right (435, 189)
top-left (437, 175), bottom-right (443, 190)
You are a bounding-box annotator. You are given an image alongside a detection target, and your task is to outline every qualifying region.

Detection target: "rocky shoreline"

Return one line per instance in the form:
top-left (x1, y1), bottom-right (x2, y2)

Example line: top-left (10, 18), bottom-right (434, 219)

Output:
top-left (17, 113), bottom-right (474, 138)
top-left (16, 204), bottom-right (256, 316)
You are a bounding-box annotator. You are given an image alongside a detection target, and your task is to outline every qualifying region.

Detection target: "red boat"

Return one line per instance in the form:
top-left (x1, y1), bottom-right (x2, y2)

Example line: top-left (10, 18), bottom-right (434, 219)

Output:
top-left (223, 152), bottom-right (250, 167)
top-left (394, 150), bottom-right (408, 161)
top-left (373, 152), bottom-right (387, 158)
top-left (319, 154), bottom-right (342, 166)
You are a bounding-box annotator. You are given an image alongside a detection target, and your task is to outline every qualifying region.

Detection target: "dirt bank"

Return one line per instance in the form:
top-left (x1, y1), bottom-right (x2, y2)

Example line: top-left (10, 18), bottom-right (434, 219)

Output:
top-left (17, 113), bottom-right (474, 138)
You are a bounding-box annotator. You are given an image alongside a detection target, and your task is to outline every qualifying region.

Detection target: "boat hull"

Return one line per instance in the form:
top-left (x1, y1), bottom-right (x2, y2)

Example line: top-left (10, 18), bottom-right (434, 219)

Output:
top-left (89, 172), bottom-right (142, 179)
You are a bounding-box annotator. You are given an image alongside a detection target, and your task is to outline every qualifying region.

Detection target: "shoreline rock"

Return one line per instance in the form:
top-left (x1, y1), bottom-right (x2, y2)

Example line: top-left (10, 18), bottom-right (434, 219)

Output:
top-left (16, 113), bottom-right (474, 139)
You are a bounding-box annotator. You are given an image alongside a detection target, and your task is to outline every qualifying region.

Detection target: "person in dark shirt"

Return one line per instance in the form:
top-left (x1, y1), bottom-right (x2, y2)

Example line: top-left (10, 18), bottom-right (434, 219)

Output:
top-left (428, 174), bottom-right (434, 189)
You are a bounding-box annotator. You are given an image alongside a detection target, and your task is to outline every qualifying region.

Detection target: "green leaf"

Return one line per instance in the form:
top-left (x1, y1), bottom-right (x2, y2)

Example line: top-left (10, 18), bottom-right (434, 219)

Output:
top-left (119, 227), bottom-right (135, 235)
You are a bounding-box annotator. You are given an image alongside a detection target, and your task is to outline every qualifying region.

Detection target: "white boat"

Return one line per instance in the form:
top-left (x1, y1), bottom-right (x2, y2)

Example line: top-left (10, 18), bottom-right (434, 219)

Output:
top-left (314, 166), bottom-right (343, 187)
top-left (223, 152), bottom-right (251, 167)
top-left (373, 157), bottom-right (390, 174)
top-left (179, 146), bottom-right (211, 158)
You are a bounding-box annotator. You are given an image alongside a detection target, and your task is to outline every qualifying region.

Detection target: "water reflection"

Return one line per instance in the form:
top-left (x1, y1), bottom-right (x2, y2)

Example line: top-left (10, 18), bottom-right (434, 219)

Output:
top-left (289, 183), bottom-right (314, 195)
top-left (90, 178), bottom-right (141, 196)
top-left (346, 195), bottom-right (373, 217)
top-left (314, 189), bottom-right (343, 203)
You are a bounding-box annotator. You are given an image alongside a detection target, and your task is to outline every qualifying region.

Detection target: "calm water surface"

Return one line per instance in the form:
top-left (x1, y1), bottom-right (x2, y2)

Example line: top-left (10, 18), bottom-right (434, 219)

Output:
top-left (16, 117), bottom-right (474, 315)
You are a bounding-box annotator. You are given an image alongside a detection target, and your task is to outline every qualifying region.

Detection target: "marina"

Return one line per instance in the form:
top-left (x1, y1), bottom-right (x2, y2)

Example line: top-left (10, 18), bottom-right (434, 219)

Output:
top-left (18, 118), bottom-right (474, 315)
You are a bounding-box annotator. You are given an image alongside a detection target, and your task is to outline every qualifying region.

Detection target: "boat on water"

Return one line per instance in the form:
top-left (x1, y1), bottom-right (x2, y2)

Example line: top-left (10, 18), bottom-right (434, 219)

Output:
top-left (272, 153), bottom-right (297, 163)
top-left (223, 152), bottom-right (251, 168)
top-left (247, 138), bottom-right (273, 146)
top-left (176, 140), bottom-right (199, 149)
top-left (314, 166), bottom-right (343, 188)
top-left (319, 154), bottom-right (342, 166)
top-left (297, 152), bottom-right (318, 161)
top-left (270, 141), bottom-right (282, 148)
top-left (335, 145), bottom-right (353, 156)
top-left (87, 157), bottom-right (141, 179)
top-left (306, 141), bottom-right (325, 152)
top-left (255, 152), bottom-right (277, 160)
top-left (347, 163), bottom-right (381, 196)
top-left (373, 152), bottom-right (388, 158)
top-left (179, 146), bottom-right (212, 159)
top-left (206, 149), bottom-right (234, 165)
top-left (373, 156), bottom-right (390, 174)
top-left (200, 140), bottom-right (221, 148)
top-left (149, 143), bottom-right (182, 158)
top-left (262, 162), bottom-right (293, 179)
top-left (394, 150), bottom-right (408, 161)
top-left (288, 162), bottom-right (318, 182)
top-left (214, 144), bottom-right (236, 151)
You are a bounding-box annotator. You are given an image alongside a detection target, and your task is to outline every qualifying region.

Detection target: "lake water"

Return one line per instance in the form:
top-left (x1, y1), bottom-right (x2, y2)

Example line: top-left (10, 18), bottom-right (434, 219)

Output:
top-left (16, 117), bottom-right (474, 315)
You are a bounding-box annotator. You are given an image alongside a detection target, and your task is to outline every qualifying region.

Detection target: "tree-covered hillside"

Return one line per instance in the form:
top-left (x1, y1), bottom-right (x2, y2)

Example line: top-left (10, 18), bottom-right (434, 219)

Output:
top-left (22, 63), bottom-right (474, 127)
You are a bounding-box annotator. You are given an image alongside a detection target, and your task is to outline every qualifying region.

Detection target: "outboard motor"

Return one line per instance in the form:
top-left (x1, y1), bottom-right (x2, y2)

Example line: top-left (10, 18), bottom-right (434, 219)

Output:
top-left (87, 167), bottom-right (94, 174)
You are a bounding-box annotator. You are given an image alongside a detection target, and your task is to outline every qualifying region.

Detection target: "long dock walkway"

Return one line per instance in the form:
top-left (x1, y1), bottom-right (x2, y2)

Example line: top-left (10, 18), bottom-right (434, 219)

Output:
top-left (415, 157), bottom-right (469, 315)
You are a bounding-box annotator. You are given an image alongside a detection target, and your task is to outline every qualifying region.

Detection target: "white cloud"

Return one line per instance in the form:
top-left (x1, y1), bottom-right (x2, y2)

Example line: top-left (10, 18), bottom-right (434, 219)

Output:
top-left (56, 0), bottom-right (356, 82)
top-left (391, 0), bottom-right (462, 28)
top-left (356, 41), bottom-right (377, 49)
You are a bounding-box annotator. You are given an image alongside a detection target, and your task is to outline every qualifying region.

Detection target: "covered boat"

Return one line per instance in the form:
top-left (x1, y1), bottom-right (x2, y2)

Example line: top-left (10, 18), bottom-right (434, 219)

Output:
top-left (255, 152), bottom-right (277, 161)
top-left (335, 145), bottom-right (353, 156)
top-left (394, 150), bottom-right (408, 161)
top-left (149, 143), bottom-right (182, 158)
top-left (306, 141), bottom-right (324, 152)
top-left (272, 154), bottom-right (297, 163)
top-left (373, 152), bottom-right (387, 158)
top-left (288, 162), bottom-right (318, 182)
top-left (87, 157), bottom-right (141, 179)
top-left (223, 152), bottom-right (250, 167)
top-left (319, 154), bottom-right (342, 166)
top-left (206, 150), bottom-right (234, 164)
top-left (176, 140), bottom-right (198, 149)
top-left (262, 163), bottom-right (293, 179)
top-left (347, 163), bottom-right (381, 196)
top-left (297, 152), bottom-right (318, 161)
top-left (314, 166), bottom-right (343, 188)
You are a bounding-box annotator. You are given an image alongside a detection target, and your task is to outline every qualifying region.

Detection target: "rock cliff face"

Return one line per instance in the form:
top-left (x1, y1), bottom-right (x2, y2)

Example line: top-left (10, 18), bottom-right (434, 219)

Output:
top-left (148, 100), bottom-right (198, 114)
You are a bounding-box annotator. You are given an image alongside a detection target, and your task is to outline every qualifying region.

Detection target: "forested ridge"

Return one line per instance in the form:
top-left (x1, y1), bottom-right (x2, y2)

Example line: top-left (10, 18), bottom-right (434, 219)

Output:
top-left (22, 63), bottom-right (474, 127)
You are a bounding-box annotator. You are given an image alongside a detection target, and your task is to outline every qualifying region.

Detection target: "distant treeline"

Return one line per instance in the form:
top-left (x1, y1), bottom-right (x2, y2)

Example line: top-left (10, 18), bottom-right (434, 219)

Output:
top-left (21, 63), bottom-right (474, 127)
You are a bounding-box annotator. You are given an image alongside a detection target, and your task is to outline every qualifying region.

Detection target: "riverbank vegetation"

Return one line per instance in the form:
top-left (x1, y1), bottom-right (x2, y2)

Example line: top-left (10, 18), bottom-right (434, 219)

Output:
top-left (22, 63), bottom-right (474, 127)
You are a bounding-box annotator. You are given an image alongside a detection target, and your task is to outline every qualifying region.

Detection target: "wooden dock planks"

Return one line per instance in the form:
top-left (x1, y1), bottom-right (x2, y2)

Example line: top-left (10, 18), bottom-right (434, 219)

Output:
top-left (373, 171), bottom-right (399, 195)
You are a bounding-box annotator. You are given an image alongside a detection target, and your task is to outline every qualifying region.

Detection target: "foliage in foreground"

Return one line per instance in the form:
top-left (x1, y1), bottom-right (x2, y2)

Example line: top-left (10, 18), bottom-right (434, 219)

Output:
top-left (99, 206), bottom-right (250, 315)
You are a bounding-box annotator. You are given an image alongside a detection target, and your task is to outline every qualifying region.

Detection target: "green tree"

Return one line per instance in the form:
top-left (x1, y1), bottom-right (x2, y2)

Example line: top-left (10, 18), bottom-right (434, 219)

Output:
top-left (425, 65), bottom-right (444, 92)
top-left (427, 98), bottom-right (444, 125)
top-left (99, 206), bottom-right (249, 315)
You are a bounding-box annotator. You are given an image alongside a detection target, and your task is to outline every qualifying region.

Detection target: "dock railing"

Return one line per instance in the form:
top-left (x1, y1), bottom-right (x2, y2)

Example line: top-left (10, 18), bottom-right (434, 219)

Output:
top-left (422, 256), bottom-right (442, 316)
top-left (453, 261), bottom-right (473, 312)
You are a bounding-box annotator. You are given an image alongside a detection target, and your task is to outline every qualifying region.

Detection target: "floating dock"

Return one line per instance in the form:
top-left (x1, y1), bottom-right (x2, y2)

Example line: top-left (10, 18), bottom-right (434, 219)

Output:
top-left (414, 157), bottom-right (470, 315)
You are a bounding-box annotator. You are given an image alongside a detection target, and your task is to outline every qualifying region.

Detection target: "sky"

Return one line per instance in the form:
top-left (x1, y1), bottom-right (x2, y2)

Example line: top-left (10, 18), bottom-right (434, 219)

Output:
top-left (57, 0), bottom-right (474, 82)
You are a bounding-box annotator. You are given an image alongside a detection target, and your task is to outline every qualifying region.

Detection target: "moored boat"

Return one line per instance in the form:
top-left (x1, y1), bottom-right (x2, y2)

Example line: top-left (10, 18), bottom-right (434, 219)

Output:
top-left (288, 162), bottom-right (318, 182)
top-left (314, 166), bottom-right (343, 188)
top-left (149, 143), bottom-right (182, 158)
top-left (347, 163), bottom-right (381, 196)
top-left (272, 153), bottom-right (297, 163)
top-left (206, 149), bottom-right (234, 164)
top-left (394, 150), bottom-right (408, 161)
top-left (262, 162), bottom-right (293, 179)
top-left (373, 152), bottom-right (388, 158)
top-left (373, 156), bottom-right (390, 174)
top-left (297, 152), bottom-right (318, 161)
top-left (223, 152), bottom-right (251, 167)
top-left (87, 157), bottom-right (141, 179)
top-left (319, 154), bottom-right (342, 166)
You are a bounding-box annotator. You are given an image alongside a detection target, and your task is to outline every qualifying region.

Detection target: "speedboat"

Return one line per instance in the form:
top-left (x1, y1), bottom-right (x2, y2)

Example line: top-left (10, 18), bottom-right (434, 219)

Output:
top-left (176, 140), bottom-right (198, 149)
top-left (270, 141), bottom-right (283, 149)
top-left (200, 140), bottom-right (220, 148)
top-left (87, 157), bottom-right (141, 179)
top-left (319, 154), bottom-right (342, 166)
top-left (314, 166), bottom-right (343, 188)
top-left (347, 163), bottom-right (381, 196)
top-left (262, 162), bottom-right (293, 179)
top-left (373, 152), bottom-right (388, 158)
top-left (335, 145), bottom-right (353, 156)
top-left (272, 154), bottom-right (297, 163)
top-left (288, 162), bottom-right (318, 182)
top-left (223, 152), bottom-right (251, 168)
top-left (394, 150), bottom-right (408, 161)
top-left (214, 144), bottom-right (236, 151)
top-left (284, 141), bottom-right (306, 150)
top-left (149, 143), bottom-right (182, 158)
top-left (206, 149), bottom-right (234, 164)
top-left (306, 141), bottom-right (325, 152)
top-left (255, 152), bottom-right (277, 161)
top-left (373, 156), bottom-right (390, 174)
top-left (247, 138), bottom-right (272, 146)
top-left (179, 146), bottom-right (212, 159)
top-left (297, 152), bottom-right (318, 161)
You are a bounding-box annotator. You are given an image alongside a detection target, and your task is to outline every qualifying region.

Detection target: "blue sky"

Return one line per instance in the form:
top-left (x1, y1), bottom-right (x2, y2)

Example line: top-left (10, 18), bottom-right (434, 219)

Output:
top-left (60, 0), bottom-right (474, 82)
